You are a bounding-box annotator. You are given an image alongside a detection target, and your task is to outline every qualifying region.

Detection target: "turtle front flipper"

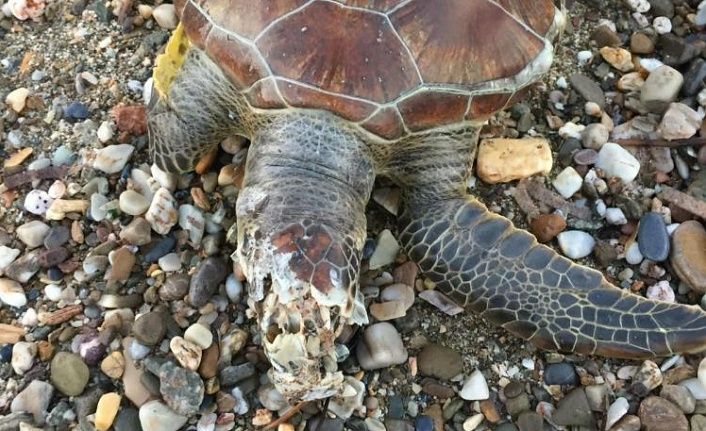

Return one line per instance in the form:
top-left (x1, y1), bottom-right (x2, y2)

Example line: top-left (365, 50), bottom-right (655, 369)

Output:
top-left (147, 24), bottom-right (245, 173)
top-left (399, 195), bottom-right (706, 358)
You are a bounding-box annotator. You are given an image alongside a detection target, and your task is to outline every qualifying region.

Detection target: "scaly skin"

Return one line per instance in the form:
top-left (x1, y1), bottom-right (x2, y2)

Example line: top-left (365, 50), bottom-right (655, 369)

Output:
top-left (148, 44), bottom-right (706, 402)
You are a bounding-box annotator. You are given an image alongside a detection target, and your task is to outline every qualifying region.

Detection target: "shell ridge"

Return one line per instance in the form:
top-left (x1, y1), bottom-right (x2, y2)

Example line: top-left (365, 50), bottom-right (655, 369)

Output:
top-left (275, 77), bottom-right (386, 107)
top-left (252, 0), bottom-right (316, 44)
top-left (486, 0), bottom-right (546, 41)
top-left (384, 13), bottom-right (424, 85)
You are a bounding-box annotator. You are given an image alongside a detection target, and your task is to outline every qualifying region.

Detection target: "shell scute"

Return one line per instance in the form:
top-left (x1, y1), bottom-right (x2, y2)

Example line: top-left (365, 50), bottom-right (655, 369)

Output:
top-left (276, 79), bottom-right (377, 122)
top-left (205, 27), bottom-right (269, 88)
top-left (397, 90), bottom-right (469, 132)
top-left (245, 78), bottom-right (286, 109)
top-left (255, 1), bottom-right (420, 103)
top-left (466, 93), bottom-right (513, 122)
top-left (360, 106), bottom-right (405, 140)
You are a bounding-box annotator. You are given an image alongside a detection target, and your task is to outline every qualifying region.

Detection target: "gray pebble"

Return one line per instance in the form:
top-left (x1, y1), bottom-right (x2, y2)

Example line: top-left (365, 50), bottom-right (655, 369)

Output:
top-left (189, 257), bottom-right (229, 307)
top-left (638, 212), bottom-right (670, 262)
top-left (43, 225), bottom-right (70, 249)
top-left (159, 361), bottom-right (205, 416)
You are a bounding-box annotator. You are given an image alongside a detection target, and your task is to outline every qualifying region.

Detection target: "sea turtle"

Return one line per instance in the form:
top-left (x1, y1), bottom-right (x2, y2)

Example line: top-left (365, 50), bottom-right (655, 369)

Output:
top-left (147, 0), bottom-right (706, 402)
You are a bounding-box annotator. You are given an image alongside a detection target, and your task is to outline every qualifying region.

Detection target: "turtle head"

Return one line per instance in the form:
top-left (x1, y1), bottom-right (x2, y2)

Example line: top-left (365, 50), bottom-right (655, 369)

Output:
top-left (232, 113), bottom-right (374, 401)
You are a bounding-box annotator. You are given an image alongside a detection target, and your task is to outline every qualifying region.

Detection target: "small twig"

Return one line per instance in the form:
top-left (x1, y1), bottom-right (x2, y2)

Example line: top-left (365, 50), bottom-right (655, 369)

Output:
top-left (616, 137), bottom-right (706, 148)
top-left (262, 401), bottom-right (309, 430)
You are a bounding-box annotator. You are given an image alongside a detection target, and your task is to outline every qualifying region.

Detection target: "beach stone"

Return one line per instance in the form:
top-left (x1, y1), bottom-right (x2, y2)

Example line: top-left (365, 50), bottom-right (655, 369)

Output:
top-left (219, 363), bottom-right (256, 386)
top-left (516, 411), bottom-right (543, 431)
top-left (152, 4), bottom-right (177, 29)
top-left (122, 338), bottom-right (151, 407)
top-left (368, 229), bottom-right (400, 270)
top-left (44, 226), bottom-right (70, 249)
top-left (600, 47), bottom-right (634, 71)
top-left (596, 143), bottom-right (641, 183)
top-left (670, 221), bottom-right (706, 293)
top-left (101, 351), bottom-right (125, 379)
top-left (661, 384), bottom-right (696, 414)
top-left (658, 103), bottom-right (701, 140)
top-left (169, 336), bottom-right (202, 371)
top-left (94, 392), bottom-right (121, 431)
top-left (460, 369), bottom-right (490, 400)
top-left (638, 396), bottom-right (688, 431)
top-left (553, 388), bottom-right (596, 428)
top-left (184, 323), bottom-right (213, 349)
top-left (0, 278), bottom-right (27, 308)
top-left (569, 74), bottom-right (606, 108)
top-left (552, 166), bottom-right (583, 198)
top-left (530, 213), bottom-right (566, 243)
top-left (638, 212), bottom-right (670, 261)
top-left (119, 190), bottom-right (151, 216)
top-left (38, 247), bottom-right (70, 268)
top-left (139, 400), bottom-right (187, 431)
top-left (24, 189), bottom-right (54, 215)
top-left (692, 415), bottom-right (706, 431)
top-left (10, 380), bottom-right (54, 424)
top-left (133, 312), bottom-right (166, 346)
top-left (119, 217), bottom-right (152, 245)
top-left (418, 343), bottom-right (463, 380)
top-left (94, 144), bottom-right (135, 174)
top-left (356, 322), bottom-right (408, 370)
top-left (189, 257), bottom-right (229, 307)
top-left (16, 220), bottom-right (50, 248)
top-left (50, 352), bottom-right (89, 396)
top-left (557, 230), bottom-right (595, 259)
top-left (159, 361), bottom-right (205, 416)
top-left (145, 188), bottom-right (178, 235)
top-left (582, 123), bottom-right (609, 150)
top-left (544, 362), bottom-right (579, 386)
top-left (641, 65), bottom-right (684, 114)
top-left (160, 273), bottom-right (190, 301)
top-left (476, 138), bottom-right (553, 184)
top-left (114, 407), bottom-right (141, 431)
top-left (198, 342), bottom-right (219, 379)
top-left (11, 341), bottom-right (36, 374)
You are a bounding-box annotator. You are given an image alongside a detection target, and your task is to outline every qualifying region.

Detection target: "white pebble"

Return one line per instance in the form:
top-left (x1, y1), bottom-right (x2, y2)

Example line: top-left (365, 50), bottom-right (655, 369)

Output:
top-left (463, 414), bottom-right (485, 431)
top-left (139, 400), bottom-right (187, 431)
top-left (12, 342), bottom-right (37, 375)
top-left (146, 188), bottom-right (178, 235)
top-left (157, 253), bottom-right (181, 272)
top-left (680, 378), bottom-right (706, 400)
top-left (698, 357), bottom-right (706, 392)
top-left (90, 193), bottom-right (110, 221)
top-left (97, 121), bottom-right (115, 143)
top-left (596, 143), bottom-right (641, 184)
top-left (23, 190), bottom-right (54, 216)
top-left (16, 220), bottom-right (50, 248)
top-left (47, 180), bottom-right (67, 199)
top-left (225, 275), bottom-right (243, 302)
top-left (93, 144), bottom-right (134, 174)
top-left (0, 246), bottom-right (20, 271)
top-left (653, 16), bottom-right (672, 34)
top-left (368, 229), bottom-right (400, 270)
top-left (152, 4), bottom-right (177, 29)
top-left (646, 280), bottom-right (675, 302)
top-left (196, 412), bottom-right (216, 431)
top-left (119, 190), bottom-right (150, 216)
top-left (460, 369), bottom-right (490, 400)
top-left (356, 322), bottom-right (408, 369)
top-left (557, 231), bottom-right (595, 259)
top-left (19, 308), bottom-right (37, 327)
top-left (0, 278), bottom-right (27, 308)
top-left (558, 122), bottom-right (585, 139)
top-left (184, 323), bottom-right (213, 349)
top-left (605, 397), bottom-right (629, 430)
top-left (5, 88), bottom-right (30, 113)
top-left (151, 163), bottom-right (178, 192)
top-left (129, 340), bottom-right (151, 360)
top-left (625, 242), bottom-right (644, 265)
top-left (604, 207), bottom-right (627, 225)
top-left (577, 50), bottom-right (593, 66)
top-left (178, 204), bottom-right (205, 245)
top-left (552, 167), bottom-right (583, 198)
top-left (44, 284), bottom-right (62, 302)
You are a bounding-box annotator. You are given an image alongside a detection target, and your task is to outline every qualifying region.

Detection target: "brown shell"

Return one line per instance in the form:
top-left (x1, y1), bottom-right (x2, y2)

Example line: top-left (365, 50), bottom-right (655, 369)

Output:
top-left (175, 0), bottom-right (558, 139)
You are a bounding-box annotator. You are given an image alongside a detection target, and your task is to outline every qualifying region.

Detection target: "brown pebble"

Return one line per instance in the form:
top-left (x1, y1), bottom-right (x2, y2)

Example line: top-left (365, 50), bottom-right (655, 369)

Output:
top-left (662, 364), bottom-right (695, 386)
top-left (630, 31), bottom-right (655, 54)
top-left (480, 399), bottom-right (501, 423)
top-left (39, 247), bottom-right (70, 268)
top-left (113, 105), bottom-right (147, 135)
top-left (421, 378), bottom-right (455, 399)
top-left (670, 221), bottom-right (706, 293)
top-left (37, 340), bottom-right (55, 361)
top-left (195, 146), bottom-right (218, 175)
top-left (393, 261), bottom-right (418, 288)
top-left (530, 213), bottom-right (567, 243)
top-left (101, 351), bottom-right (125, 379)
top-left (199, 341), bottom-right (220, 379)
top-left (105, 246), bottom-right (136, 282)
top-left (637, 396), bottom-right (687, 431)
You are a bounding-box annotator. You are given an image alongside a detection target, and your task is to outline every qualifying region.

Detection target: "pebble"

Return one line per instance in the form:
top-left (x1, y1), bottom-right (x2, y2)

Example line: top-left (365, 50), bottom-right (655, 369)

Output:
top-left (641, 65), bottom-right (684, 114)
top-left (670, 221), bottom-right (706, 293)
top-left (475, 138), bottom-right (553, 184)
top-left (658, 103), bottom-right (702, 140)
top-left (552, 166), bottom-right (583, 198)
top-left (100, 351), bottom-right (125, 379)
top-left (595, 143), bottom-right (640, 183)
top-left (625, 241), bottom-right (644, 265)
top-left (169, 336), bottom-right (202, 371)
top-left (368, 229), bottom-right (400, 270)
top-left (64, 100), bottom-right (89, 119)
top-left (160, 273), bottom-right (190, 301)
top-left (90, 193), bottom-right (109, 221)
top-left (646, 281), bottom-right (675, 302)
top-left (158, 252), bottom-right (181, 272)
top-left (418, 343), bottom-right (463, 380)
top-left (463, 414), bottom-right (484, 431)
top-left (11, 341), bottom-right (36, 375)
top-left (606, 397), bottom-right (629, 430)
top-left (516, 411), bottom-right (542, 431)
top-left (529, 213), bottom-right (566, 243)
top-left (573, 148), bottom-right (599, 165)
top-left (557, 230), bottom-right (595, 259)
top-left (661, 384), bottom-right (696, 414)
top-left (632, 360), bottom-right (662, 396)
top-left (93, 144), bottom-right (134, 174)
top-left (120, 217), bottom-right (152, 245)
top-left (544, 362), bottom-right (579, 386)
top-left (178, 204), bottom-right (205, 244)
top-left (50, 352), bottom-right (90, 396)
top-left (582, 123), bottom-right (609, 150)
top-left (16, 220), bottom-right (50, 248)
top-left (553, 388), bottom-right (595, 427)
top-left (152, 4), bottom-right (177, 29)
top-left (94, 392), bottom-right (121, 431)
top-left (569, 74), bottom-right (606, 108)
top-left (145, 188), bottom-right (178, 234)
top-left (0, 246), bottom-right (20, 272)
top-left (139, 400), bottom-right (187, 431)
top-left (196, 412), bottom-right (217, 431)
top-left (605, 207), bottom-right (627, 225)
top-left (356, 322), bottom-right (408, 369)
top-left (119, 190), bottom-right (151, 215)
top-left (184, 323), bottom-right (213, 349)
top-left (10, 380), bottom-right (54, 425)
top-left (158, 361), bottom-right (205, 416)
top-left (680, 378), bottom-right (706, 400)
top-left (638, 212), bottom-right (670, 261)
top-left (0, 278), bottom-right (27, 307)
top-left (460, 369), bottom-right (489, 400)
top-left (6, 87), bottom-right (30, 112)
top-left (44, 226), bottom-right (70, 249)
top-left (599, 46), bottom-right (634, 71)
top-left (133, 311), bottom-right (166, 346)
top-left (638, 396), bottom-right (688, 431)
top-left (24, 189), bottom-right (54, 215)
top-left (189, 257), bottom-right (229, 307)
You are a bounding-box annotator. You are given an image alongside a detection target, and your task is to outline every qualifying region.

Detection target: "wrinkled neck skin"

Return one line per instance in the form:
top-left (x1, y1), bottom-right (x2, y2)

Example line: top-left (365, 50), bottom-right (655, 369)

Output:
top-left (235, 111), bottom-right (375, 401)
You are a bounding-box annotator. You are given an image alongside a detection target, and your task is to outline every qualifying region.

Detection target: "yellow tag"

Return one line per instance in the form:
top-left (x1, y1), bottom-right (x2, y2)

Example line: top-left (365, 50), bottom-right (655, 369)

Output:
top-left (153, 22), bottom-right (191, 96)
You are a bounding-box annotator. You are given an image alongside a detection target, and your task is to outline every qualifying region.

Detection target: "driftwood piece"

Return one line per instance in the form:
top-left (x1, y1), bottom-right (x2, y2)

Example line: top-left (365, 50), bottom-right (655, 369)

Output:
top-left (658, 186), bottom-right (706, 219)
top-left (4, 165), bottom-right (68, 189)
